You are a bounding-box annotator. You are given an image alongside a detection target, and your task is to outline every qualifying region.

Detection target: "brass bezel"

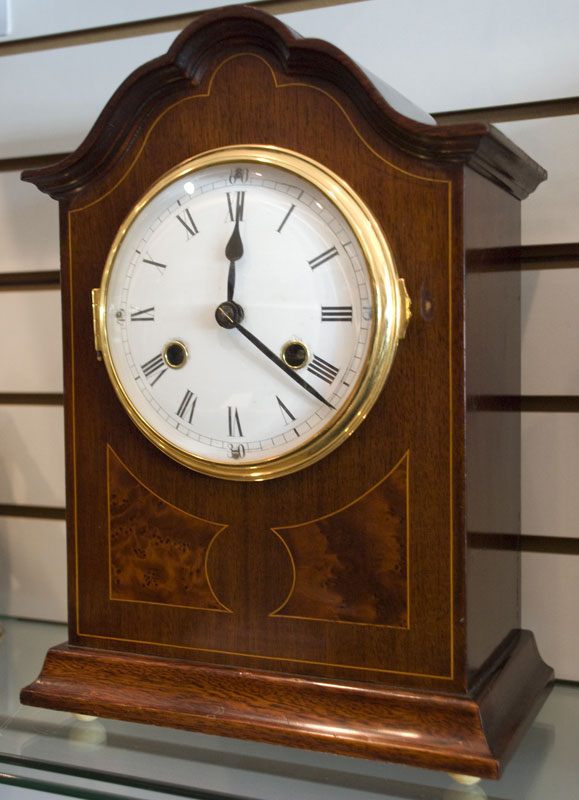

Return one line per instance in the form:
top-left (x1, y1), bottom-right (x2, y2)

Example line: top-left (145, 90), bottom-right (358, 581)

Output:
top-left (98, 145), bottom-right (408, 481)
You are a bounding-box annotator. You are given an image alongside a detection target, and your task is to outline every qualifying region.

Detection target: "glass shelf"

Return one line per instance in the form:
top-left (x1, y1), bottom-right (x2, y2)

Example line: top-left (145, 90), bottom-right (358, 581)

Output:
top-left (0, 616), bottom-right (576, 800)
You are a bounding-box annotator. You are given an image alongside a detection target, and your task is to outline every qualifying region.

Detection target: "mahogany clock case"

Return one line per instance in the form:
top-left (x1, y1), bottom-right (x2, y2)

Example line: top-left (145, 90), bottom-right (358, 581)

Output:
top-left (20, 5), bottom-right (552, 779)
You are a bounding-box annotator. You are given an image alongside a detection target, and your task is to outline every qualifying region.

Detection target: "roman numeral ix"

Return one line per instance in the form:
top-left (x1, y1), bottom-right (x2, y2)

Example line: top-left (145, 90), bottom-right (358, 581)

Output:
top-left (130, 306), bottom-right (155, 322)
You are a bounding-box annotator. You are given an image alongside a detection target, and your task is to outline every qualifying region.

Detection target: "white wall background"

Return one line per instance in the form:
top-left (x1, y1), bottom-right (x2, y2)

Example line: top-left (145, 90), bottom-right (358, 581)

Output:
top-left (0, 0), bottom-right (577, 680)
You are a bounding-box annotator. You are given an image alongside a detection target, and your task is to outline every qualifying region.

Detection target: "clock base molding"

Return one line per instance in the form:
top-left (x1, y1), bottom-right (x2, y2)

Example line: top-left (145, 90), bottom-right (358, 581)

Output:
top-left (21, 630), bottom-right (552, 779)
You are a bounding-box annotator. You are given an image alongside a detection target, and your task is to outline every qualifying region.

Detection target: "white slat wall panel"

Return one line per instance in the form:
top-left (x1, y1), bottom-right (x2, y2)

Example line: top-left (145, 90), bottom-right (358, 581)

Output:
top-left (0, 35), bottom-right (174, 158)
top-left (0, 291), bottom-right (62, 392)
top-left (499, 118), bottom-right (579, 246)
top-left (522, 268), bottom-right (579, 396)
top-left (0, 0), bottom-right (577, 676)
top-left (0, 406), bottom-right (65, 507)
top-left (3, 0), bottom-right (245, 41)
top-left (279, 0), bottom-right (579, 110)
top-left (523, 553), bottom-right (578, 681)
top-left (0, 518), bottom-right (66, 622)
top-left (522, 414), bottom-right (579, 540)
top-left (0, 171), bottom-right (59, 273)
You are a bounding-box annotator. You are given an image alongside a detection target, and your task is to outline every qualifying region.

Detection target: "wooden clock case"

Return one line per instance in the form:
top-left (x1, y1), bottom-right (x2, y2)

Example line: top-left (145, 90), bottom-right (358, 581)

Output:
top-left (21, 6), bottom-right (552, 779)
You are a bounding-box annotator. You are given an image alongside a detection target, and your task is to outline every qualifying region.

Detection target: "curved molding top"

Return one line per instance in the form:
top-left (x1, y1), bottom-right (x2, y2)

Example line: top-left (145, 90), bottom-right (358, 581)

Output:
top-left (22, 4), bottom-right (546, 201)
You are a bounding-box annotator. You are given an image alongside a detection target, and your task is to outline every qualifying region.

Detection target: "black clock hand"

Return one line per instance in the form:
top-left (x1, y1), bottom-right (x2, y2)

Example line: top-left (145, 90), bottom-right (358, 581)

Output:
top-left (215, 302), bottom-right (335, 410)
top-left (225, 212), bottom-right (244, 302)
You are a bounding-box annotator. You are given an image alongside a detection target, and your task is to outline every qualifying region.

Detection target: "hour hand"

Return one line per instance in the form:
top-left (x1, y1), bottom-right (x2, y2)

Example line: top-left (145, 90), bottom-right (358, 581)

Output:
top-left (225, 197), bottom-right (244, 302)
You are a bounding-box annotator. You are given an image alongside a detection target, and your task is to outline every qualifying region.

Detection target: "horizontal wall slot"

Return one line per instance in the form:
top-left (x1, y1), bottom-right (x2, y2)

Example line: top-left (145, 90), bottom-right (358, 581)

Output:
top-left (0, 504), bottom-right (65, 520)
top-left (435, 95), bottom-right (579, 124)
top-left (468, 396), bottom-right (579, 413)
top-left (469, 533), bottom-right (579, 555)
top-left (0, 271), bottom-right (60, 290)
top-left (0, 393), bottom-right (64, 405)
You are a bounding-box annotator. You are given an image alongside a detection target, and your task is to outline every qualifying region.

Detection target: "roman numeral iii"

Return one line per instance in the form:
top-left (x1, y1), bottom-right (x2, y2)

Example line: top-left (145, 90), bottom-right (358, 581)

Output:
top-left (321, 305), bottom-right (353, 322)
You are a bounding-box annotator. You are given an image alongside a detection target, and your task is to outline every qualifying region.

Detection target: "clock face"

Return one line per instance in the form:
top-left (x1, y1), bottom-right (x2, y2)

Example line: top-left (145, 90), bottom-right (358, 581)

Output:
top-left (98, 146), bottom-right (407, 480)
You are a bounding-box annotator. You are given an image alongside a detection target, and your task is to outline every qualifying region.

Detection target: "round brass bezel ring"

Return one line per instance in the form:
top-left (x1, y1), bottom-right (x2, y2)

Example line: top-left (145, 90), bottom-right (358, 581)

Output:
top-left (98, 144), bottom-right (406, 481)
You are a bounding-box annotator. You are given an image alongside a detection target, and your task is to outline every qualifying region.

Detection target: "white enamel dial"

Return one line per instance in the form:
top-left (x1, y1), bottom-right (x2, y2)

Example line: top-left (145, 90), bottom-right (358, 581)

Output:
top-left (98, 146), bottom-right (408, 480)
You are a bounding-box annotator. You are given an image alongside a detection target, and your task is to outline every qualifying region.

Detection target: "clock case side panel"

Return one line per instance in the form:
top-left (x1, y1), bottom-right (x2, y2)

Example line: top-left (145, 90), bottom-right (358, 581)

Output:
top-left (57, 203), bottom-right (81, 638)
top-left (463, 167), bottom-right (553, 690)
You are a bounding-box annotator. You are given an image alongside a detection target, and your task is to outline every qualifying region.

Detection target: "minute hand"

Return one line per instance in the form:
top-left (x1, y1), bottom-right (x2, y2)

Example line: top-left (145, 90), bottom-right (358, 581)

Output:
top-left (231, 318), bottom-right (335, 410)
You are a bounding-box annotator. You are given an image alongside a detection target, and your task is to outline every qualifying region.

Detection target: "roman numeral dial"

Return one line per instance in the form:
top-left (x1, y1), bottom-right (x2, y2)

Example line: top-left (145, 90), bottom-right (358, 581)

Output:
top-left (100, 146), bottom-right (405, 479)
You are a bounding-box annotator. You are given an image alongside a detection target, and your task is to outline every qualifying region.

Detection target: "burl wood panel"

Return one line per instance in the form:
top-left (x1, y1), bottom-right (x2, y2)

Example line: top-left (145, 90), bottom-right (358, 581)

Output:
top-left (108, 447), bottom-right (226, 611)
top-left (109, 445), bottom-right (408, 626)
top-left (273, 453), bottom-right (408, 627)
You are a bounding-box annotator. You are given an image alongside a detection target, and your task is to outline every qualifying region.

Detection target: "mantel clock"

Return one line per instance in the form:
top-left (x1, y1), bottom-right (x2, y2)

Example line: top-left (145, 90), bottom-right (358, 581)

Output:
top-left (21, 5), bottom-right (552, 779)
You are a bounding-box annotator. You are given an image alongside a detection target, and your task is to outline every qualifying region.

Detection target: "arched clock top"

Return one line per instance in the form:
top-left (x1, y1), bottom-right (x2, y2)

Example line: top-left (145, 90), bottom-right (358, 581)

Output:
top-left (22, 5), bottom-right (544, 202)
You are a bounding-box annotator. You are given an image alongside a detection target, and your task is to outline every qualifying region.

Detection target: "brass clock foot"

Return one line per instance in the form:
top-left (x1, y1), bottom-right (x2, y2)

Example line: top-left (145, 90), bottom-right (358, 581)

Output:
top-left (69, 715), bottom-right (107, 748)
top-left (448, 773), bottom-right (482, 785)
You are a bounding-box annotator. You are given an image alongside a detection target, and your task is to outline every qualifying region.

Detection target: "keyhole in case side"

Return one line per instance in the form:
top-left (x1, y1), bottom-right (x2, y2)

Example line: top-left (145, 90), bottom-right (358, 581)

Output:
top-left (206, 524), bottom-right (294, 617)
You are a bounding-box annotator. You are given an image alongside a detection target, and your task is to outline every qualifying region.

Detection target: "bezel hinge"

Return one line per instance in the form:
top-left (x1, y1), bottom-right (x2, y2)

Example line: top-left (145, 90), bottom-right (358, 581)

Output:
top-left (397, 278), bottom-right (411, 339)
top-left (91, 288), bottom-right (103, 360)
